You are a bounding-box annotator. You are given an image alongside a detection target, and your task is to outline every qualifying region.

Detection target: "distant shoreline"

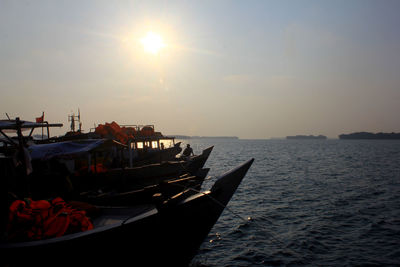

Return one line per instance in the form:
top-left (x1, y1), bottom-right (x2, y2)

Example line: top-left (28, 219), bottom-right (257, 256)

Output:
top-left (167, 133), bottom-right (400, 140)
top-left (172, 135), bottom-right (239, 140)
top-left (339, 132), bottom-right (400, 140)
top-left (286, 135), bottom-right (327, 140)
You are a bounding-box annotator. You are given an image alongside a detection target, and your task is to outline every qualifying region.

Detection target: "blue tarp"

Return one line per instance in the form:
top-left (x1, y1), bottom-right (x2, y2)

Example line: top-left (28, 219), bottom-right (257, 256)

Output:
top-left (29, 140), bottom-right (106, 160)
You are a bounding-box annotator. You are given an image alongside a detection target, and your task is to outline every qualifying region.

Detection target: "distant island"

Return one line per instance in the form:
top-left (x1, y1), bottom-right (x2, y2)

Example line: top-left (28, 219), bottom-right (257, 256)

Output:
top-left (286, 135), bottom-right (327, 140)
top-left (339, 132), bottom-right (400, 140)
top-left (173, 135), bottom-right (239, 140)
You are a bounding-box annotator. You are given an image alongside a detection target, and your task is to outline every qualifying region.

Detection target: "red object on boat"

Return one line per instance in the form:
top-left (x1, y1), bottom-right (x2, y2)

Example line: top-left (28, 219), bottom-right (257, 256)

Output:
top-left (7, 197), bottom-right (93, 241)
top-left (35, 112), bottom-right (44, 123)
top-left (95, 121), bottom-right (136, 144)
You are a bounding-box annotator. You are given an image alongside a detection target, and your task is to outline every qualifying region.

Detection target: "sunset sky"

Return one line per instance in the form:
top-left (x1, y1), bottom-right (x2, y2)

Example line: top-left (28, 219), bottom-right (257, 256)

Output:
top-left (1, 0), bottom-right (399, 139)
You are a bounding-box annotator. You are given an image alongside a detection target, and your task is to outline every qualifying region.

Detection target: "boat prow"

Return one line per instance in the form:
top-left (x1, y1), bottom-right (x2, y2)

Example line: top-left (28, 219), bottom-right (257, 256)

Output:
top-left (165, 158), bottom-right (254, 265)
top-left (210, 158), bottom-right (254, 205)
top-left (182, 158), bottom-right (254, 206)
top-left (201, 145), bottom-right (214, 158)
top-left (184, 145), bottom-right (214, 173)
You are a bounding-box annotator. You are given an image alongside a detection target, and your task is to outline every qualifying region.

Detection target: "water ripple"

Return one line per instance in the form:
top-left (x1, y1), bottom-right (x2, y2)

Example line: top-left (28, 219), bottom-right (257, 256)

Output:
top-left (187, 139), bottom-right (400, 266)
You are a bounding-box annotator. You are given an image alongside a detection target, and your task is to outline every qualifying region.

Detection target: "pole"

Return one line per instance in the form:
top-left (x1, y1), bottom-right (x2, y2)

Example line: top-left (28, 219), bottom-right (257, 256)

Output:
top-left (15, 117), bottom-right (30, 197)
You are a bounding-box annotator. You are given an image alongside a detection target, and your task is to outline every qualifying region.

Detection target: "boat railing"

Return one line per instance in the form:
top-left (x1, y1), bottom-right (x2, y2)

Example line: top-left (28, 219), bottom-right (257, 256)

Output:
top-left (0, 119), bottom-right (63, 145)
top-left (120, 124), bottom-right (155, 132)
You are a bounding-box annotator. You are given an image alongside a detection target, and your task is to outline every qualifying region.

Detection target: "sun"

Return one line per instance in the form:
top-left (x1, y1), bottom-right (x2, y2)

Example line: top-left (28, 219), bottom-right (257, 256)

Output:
top-left (140, 31), bottom-right (166, 54)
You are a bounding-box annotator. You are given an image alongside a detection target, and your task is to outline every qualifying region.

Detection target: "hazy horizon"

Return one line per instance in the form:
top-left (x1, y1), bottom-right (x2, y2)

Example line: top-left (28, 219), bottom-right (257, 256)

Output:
top-left (1, 1), bottom-right (400, 139)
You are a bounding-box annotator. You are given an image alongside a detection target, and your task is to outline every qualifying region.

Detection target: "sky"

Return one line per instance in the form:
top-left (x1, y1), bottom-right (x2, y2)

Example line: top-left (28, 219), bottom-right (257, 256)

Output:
top-left (1, 0), bottom-right (400, 139)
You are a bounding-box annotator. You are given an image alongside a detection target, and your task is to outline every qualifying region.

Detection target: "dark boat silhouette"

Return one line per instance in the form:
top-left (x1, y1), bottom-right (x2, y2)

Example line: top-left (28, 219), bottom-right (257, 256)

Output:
top-left (28, 141), bottom-right (213, 197)
top-left (0, 159), bottom-right (254, 267)
top-left (79, 167), bottom-right (210, 206)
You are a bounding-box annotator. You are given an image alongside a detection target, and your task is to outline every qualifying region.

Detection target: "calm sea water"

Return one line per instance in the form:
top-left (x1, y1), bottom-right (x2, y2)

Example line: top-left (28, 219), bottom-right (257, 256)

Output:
top-left (179, 139), bottom-right (400, 267)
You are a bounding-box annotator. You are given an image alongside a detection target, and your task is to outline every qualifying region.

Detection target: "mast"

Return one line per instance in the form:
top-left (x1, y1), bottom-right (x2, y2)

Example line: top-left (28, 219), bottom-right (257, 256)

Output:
top-left (78, 108), bottom-right (82, 132)
top-left (68, 109), bottom-right (82, 133)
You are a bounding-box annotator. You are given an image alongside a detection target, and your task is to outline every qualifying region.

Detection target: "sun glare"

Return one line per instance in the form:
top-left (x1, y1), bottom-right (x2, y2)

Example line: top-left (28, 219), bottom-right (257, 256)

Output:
top-left (140, 31), bottom-right (166, 54)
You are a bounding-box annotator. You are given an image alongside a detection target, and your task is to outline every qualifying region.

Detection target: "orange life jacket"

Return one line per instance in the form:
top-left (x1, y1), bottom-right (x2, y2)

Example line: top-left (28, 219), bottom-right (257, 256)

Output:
top-left (95, 121), bottom-right (130, 144)
top-left (7, 197), bottom-right (93, 241)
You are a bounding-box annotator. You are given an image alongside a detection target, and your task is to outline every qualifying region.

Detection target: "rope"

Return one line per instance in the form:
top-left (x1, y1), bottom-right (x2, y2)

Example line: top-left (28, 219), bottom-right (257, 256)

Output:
top-left (119, 174), bottom-right (303, 260)
top-left (168, 182), bottom-right (304, 260)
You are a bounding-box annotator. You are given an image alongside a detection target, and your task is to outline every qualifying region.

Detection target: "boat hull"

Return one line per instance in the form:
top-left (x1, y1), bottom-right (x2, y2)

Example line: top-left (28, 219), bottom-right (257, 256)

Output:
top-left (74, 146), bottom-right (214, 193)
top-left (80, 168), bottom-right (210, 206)
top-left (1, 159), bottom-right (253, 267)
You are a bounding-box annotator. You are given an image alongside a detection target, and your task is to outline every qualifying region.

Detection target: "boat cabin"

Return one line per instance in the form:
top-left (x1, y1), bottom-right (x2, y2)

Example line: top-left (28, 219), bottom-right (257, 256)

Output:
top-left (126, 125), bottom-right (176, 151)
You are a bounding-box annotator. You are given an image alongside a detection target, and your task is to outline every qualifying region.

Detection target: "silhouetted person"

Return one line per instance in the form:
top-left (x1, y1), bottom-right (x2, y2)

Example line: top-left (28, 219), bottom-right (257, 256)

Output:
top-left (182, 144), bottom-right (194, 158)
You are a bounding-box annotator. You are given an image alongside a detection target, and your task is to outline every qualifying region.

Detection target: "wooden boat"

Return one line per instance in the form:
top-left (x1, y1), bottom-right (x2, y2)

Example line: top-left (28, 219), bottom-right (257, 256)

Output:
top-left (0, 118), bottom-right (63, 143)
top-left (0, 159), bottom-right (254, 267)
top-left (98, 145), bottom-right (214, 191)
top-left (25, 137), bottom-right (213, 195)
top-left (31, 112), bottom-right (183, 166)
top-left (94, 122), bottom-right (183, 165)
top-left (79, 168), bottom-right (210, 206)
top-left (1, 118), bottom-right (212, 209)
top-left (176, 145), bottom-right (214, 172)
top-left (1, 119), bottom-right (213, 201)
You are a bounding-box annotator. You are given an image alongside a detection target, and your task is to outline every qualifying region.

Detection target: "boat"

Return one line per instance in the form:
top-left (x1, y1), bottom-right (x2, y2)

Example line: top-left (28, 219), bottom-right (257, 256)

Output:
top-left (44, 111), bottom-right (183, 166)
top-left (118, 145), bottom-right (214, 189)
top-left (1, 118), bottom-right (213, 200)
top-left (28, 141), bottom-right (213, 197)
top-left (94, 121), bottom-right (183, 165)
top-left (27, 140), bottom-right (213, 205)
top-left (78, 168), bottom-right (210, 206)
top-left (0, 158), bottom-right (254, 267)
top-left (0, 118), bottom-right (63, 145)
top-left (175, 145), bottom-right (214, 172)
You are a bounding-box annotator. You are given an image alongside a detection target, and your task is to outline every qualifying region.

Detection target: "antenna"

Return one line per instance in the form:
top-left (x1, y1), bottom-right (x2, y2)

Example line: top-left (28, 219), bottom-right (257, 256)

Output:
top-left (68, 109), bottom-right (82, 132)
top-left (78, 108), bottom-right (81, 132)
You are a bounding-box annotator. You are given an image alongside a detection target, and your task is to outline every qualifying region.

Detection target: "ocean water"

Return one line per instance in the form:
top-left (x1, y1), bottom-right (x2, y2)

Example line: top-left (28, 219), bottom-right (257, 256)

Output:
top-left (179, 139), bottom-right (400, 267)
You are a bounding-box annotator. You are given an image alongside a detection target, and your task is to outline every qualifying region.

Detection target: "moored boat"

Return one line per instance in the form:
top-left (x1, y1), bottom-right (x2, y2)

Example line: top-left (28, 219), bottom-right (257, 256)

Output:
top-left (2, 118), bottom-right (214, 201)
top-left (0, 159), bottom-right (254, 267)
top-left (78, 167), bottom-right (210, 206)
top-left (0, 118), bottom-right (63, 145)
top-left (94, 121), bottom-right (183, 165)
top-left (27, 140), bottom-right (213, 197)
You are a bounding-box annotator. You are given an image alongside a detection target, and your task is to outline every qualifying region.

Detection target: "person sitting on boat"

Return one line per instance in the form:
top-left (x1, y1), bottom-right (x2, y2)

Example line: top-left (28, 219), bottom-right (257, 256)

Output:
top-left (182, 144), bottom-right (194, 159)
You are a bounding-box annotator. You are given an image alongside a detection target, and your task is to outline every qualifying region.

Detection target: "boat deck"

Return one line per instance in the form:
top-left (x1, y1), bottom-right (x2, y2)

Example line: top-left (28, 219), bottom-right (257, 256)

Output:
top-left (92, 204), bottom-right (156, 227)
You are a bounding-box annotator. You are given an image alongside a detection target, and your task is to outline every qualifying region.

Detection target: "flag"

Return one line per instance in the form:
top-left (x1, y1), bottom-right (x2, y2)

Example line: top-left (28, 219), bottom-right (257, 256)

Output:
top-left (36, 112), bottom-right (44, 123)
